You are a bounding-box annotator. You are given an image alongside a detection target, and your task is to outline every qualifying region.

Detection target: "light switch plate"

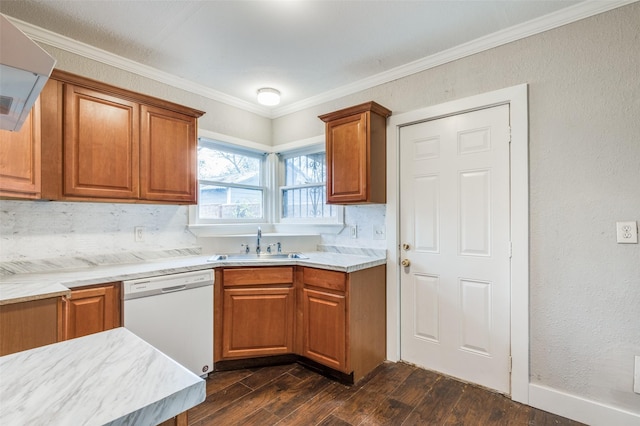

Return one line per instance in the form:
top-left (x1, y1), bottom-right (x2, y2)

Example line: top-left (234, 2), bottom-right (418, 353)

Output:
top-left (373, 225), bottom-right (386, 240)
top-left (616, 221), bottom-right (638, 244)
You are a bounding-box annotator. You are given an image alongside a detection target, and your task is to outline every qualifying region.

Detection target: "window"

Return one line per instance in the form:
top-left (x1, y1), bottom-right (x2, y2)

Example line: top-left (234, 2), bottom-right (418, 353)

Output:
top-left (280, 149), bottom-right (337, 221)
top-left (196, 140), bottom-right (265, 223)
top-left (192, 137), bottom-right (342, 231)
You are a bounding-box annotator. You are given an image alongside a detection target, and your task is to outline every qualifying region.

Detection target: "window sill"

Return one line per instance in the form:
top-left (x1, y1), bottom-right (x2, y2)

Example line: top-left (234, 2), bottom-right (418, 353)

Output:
top-left (188, 223), bottom-right (345, 237)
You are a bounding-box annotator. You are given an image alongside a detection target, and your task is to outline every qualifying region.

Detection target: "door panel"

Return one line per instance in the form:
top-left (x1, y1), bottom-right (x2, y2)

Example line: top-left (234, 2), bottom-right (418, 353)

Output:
top-left (64, 85), bottom-right (139, 199)
top-left (400, 104), bottom-right (511, 394)
top-left (302, 288), bottom-right (346, 371)
top-left (140, 105), bottom-right (197, 203)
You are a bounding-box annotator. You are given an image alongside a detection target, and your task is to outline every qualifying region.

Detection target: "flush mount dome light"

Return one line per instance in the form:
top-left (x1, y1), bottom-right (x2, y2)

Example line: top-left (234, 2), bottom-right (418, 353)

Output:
top-left (257, 88), bottom-right (281, 106)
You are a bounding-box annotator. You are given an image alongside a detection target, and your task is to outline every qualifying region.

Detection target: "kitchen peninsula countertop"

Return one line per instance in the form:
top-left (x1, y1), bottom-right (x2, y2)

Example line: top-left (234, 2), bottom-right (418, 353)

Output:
top-left (0, 250), bottom-right (386, 305)
top-left (0, 327), bottom-right (205, 425)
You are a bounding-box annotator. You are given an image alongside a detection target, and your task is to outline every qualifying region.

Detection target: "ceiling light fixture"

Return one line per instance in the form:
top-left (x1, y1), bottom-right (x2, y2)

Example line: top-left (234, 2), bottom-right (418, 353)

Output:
top-left (257, 87), bottom-right (281, 106)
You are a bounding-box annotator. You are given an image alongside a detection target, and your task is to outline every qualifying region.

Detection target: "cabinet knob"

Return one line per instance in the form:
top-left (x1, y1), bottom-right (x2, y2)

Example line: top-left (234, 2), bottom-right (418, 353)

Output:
top-left (401, 259), bottom-right (411, 267)
top-left (402, 243), bottom-right (411, 251)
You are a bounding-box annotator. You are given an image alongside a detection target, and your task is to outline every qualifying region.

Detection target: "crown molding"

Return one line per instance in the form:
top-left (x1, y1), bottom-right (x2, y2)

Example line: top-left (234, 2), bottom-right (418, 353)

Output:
top-left (5, 15), bottom-right (272, 117)
top-left (6, 0), bottom-right (637, 119)
top-left (270, 0), bottom-right (638, 117)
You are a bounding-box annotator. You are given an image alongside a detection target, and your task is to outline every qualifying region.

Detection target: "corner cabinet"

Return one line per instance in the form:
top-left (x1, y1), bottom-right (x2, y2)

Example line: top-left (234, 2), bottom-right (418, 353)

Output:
top-left (40, 70), bottom-right (204, 204)
top-left (61, 282), bottom-right (122, 340)
top-left (300, 265), bottom-right (386, 382)
top-left (0, 99), bottom-right (42, 199)
top-left (319, 101), bottom-right (391, 204)
top-left (215, 265), bottom-right (386, 383)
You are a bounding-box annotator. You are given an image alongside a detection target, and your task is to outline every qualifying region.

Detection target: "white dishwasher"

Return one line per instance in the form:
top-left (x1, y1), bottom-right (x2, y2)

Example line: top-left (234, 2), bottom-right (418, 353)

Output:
top-left (123, 270), bottom-right (213, 377)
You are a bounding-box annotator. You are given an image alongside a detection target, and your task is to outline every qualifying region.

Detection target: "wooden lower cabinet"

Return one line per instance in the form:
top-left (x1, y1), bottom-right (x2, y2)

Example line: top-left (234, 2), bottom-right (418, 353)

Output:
top-left (222, 287), bottom-right (294, 358)
top-left (62, 282), bottom-right (121, 340)
top-left (217, 267), bottom-right (295, 360)
top-left (302, 288), bottom-right (346, 371)
top-left (301, 265), bottom-right (386, 382)
top-left (0, 297), bottom-right (62, 356)
top-left (216, 264), bottom-right (386, 383)
top-left (158, 411), bottom-right (188, 426)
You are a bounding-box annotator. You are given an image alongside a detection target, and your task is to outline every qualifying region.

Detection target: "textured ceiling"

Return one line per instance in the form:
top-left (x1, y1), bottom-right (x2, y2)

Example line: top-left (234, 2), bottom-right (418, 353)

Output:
top-left (0, 0), bottom-right (588, 115)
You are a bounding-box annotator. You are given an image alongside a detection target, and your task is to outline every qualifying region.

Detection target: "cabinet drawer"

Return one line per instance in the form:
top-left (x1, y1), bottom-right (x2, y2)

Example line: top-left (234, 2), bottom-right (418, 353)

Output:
top-left (223, 267), bottom-right (294, 287)
top-left (302, 267), bottom-right (346, 292)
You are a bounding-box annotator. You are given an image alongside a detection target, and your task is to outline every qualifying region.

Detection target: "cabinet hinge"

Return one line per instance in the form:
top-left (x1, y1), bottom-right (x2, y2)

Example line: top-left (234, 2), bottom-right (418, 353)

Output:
top-left (508, 241), bottom-right (513, 258)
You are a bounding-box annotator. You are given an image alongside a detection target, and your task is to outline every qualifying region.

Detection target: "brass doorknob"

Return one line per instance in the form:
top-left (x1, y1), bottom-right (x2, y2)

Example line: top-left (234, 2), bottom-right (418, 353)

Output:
top-left (402, 243), bottom-right (410, 251)
top-left (401, 259), bottom-right (411, 267)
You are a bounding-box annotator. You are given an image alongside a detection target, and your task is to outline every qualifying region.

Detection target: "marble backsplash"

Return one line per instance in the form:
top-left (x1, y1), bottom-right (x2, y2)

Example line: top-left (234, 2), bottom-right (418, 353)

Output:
top-left (0, 200), bottom-right (198, 262)
top-left (0, 200), bottom-right (386, 274)
top-left (322, 204), bottom-right (387, 250)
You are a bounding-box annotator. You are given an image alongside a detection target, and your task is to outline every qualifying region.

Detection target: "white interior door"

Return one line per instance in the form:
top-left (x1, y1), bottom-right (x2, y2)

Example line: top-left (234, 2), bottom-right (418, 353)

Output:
top-left (399, 104), bottom-right (511, 394)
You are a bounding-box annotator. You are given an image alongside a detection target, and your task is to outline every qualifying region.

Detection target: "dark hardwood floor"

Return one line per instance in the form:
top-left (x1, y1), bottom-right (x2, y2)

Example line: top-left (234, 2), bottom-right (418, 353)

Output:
top-left (188, 361), bottom-right (584, 425)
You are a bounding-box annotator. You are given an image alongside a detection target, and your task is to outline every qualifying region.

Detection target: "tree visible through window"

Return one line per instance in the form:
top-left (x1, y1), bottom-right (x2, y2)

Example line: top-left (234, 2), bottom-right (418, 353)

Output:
top-left (197, 142), bottom-right (264, 220)
top-left (281, 152), bottom-right (336, 219)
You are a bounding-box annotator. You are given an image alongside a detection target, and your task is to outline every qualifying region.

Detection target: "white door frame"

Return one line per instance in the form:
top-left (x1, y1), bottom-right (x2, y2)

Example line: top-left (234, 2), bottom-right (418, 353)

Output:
top-left (385, 84), bottom-right (529, 404)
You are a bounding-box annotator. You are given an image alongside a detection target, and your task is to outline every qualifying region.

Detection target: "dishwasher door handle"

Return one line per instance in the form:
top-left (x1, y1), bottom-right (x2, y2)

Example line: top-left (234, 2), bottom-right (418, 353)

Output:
top-left (161, 285), bottom-right (187, 293)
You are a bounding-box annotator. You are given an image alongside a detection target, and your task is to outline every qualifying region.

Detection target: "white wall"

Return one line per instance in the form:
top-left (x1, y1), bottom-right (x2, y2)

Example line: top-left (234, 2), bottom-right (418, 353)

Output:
top-left (273, 2), bottom-right (640, 417)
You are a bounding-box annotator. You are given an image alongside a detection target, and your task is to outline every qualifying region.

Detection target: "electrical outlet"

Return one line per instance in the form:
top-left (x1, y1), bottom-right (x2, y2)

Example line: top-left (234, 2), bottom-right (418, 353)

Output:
top-left (616, 221), bottom-right (638, 244)
top-left (350, 225), bottom-right (357, 239)
top-left (373, 225), bottom-right (386, 240)
top-left (134, 226), bottom-right (145, 242)
top-left (634, 356), bottom-right (640, 394)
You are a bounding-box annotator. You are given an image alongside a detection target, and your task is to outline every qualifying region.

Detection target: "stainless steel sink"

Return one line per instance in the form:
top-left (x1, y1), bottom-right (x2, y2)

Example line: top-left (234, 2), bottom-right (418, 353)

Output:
top-left (207, 253), bottom-right (309, 262)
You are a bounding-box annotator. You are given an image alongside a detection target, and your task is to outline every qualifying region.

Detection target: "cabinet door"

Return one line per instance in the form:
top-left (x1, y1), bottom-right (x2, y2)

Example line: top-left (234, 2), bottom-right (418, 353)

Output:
top-left (0, 100), bottom-right (41, 198)
top-left (302, 288), bottom-right (347, 371)
top-left (62, 283), bottom-right (121, 340)
top-left (64, 84), bottom-right (140, 199)
top-left (326, 112), bottom-right (368, 203)
top-left (222, 287), bottom-right (294, 358)
top-left (140, 105), bottom-right (197, 203)
top-left (0, 297), bottom-right (61, 356)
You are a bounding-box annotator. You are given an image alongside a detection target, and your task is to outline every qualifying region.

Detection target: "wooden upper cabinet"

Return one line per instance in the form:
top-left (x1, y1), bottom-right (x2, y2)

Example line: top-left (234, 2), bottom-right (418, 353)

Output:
top-left (319, 101), bottom-right (391, 204)
top-left (64, 84), bottom-right (140, 199)
top-left (0, 99), bottom-right (41, 199)
top-left (39, 69), bottom-right (204, 204)
top-left (140, 105), bottom-right (197, 203)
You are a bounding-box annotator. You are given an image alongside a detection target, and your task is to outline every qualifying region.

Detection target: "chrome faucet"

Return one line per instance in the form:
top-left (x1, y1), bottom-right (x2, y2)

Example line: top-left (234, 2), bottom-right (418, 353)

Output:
top-left (256, 226), bottom-right (262, 254)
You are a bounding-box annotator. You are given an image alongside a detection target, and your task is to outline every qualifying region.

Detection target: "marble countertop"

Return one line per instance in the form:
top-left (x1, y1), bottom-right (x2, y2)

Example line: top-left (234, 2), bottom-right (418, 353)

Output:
top-left (0, 327), bottom-right (205, 425)
top-left (0, 250), bottom-right (386, 305)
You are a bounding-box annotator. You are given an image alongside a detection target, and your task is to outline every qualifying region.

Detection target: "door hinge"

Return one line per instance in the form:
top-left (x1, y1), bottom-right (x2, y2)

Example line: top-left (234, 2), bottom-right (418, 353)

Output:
top-left (507, 126), bottom-right (512, 143)
top-left (508, 241), bottom-right (513, 258)
top-left (509, 356), bottom-right (513, 373)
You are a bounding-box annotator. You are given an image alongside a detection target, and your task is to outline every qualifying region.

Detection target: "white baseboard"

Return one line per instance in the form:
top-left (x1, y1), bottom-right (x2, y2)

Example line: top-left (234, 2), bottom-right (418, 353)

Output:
top-left (529, 383), bottom-right (640, 426)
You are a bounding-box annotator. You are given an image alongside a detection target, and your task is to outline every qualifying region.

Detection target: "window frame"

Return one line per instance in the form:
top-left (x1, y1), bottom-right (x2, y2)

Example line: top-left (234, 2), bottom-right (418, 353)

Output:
top-left (194, 138), bottom-right (268, 225)
top-left (189, 134), bottom-right (344, 236)
top-left (277, 145), bottom-right (341, 225)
